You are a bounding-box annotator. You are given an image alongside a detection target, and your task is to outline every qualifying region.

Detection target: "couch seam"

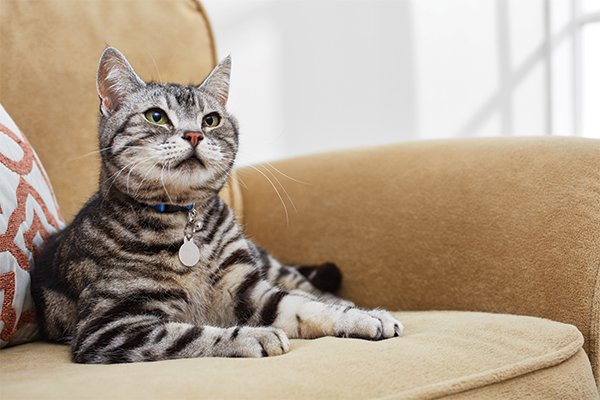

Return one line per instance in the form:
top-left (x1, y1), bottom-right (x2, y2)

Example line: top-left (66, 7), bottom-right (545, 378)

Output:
top-left (590, 259), bottom-right (600, 388)
top-left (191, 0), bottom-right (218, 67)
top-left (374, 329), bottom-right (584, 400)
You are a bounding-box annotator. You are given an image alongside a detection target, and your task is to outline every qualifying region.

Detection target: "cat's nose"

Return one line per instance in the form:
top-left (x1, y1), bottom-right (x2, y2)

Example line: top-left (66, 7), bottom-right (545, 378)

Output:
top-left (183, 131), bottom-right (204, 148)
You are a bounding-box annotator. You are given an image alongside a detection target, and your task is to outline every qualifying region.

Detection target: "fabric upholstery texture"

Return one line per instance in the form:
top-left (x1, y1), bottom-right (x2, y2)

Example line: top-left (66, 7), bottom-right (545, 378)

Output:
top-left (0, 105), bottom-right (64, 347)
top-left (1, 311), bottom-right (597, 399)
top-left (0, 0), bottom-right (216, 222)
top-left (237, 137), bottom-right (600, 387)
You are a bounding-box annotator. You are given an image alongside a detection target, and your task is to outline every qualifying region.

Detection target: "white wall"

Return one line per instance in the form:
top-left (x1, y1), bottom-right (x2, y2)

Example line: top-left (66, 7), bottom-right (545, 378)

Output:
top-left (202, 0), bottom-right (599, 166)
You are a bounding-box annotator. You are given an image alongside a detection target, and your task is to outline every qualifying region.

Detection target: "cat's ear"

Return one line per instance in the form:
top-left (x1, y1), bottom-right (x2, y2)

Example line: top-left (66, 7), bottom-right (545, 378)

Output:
top-left (198, 55), bottom-right (231, 107)
top-left (96, 47), bottom-right (145, 115)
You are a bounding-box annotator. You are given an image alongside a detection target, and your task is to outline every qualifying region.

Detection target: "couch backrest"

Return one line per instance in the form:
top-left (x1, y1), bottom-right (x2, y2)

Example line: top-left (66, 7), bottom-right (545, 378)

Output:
top-left (1, 0), bottom-right (217, 221)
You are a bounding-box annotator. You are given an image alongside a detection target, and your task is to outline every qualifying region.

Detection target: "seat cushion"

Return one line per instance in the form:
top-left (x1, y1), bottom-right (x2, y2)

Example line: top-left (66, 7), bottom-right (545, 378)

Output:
top-left (236, 138), bottom-right (600, 384)
top-left (0, 311), bottom-right (596, 399)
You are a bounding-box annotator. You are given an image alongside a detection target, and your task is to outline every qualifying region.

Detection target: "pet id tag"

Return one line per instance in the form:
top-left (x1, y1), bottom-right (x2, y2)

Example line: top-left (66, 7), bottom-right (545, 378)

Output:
top-left (179, 237), bottom-right (200, 267)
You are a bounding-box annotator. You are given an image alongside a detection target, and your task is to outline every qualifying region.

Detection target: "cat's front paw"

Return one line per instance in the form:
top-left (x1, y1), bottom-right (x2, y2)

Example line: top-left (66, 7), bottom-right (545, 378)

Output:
top-left (335, 308), bottom-right (403, 340)
top-left (367, 309), bottom-right (404, 338)
top-left (234, 326), bottom-right (290, 357)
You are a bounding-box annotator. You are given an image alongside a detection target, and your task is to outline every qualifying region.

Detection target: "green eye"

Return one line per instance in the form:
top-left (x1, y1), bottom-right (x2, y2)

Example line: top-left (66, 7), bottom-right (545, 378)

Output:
top-left (144, 108), bottom-right (169, 125)
top-left (203, 113), bottom-right (221, 128)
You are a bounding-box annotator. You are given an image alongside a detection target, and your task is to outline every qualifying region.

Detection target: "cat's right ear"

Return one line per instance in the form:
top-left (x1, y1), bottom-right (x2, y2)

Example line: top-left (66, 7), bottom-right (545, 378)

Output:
top-left (197, 55), bottom-right (231, 107)
top-left (96, 47), bottom-right (145, 116)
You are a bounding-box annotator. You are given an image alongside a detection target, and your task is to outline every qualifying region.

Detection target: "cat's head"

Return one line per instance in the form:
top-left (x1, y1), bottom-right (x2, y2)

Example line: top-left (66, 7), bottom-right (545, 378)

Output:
top-left (96, 47), bottom-right (237, 206)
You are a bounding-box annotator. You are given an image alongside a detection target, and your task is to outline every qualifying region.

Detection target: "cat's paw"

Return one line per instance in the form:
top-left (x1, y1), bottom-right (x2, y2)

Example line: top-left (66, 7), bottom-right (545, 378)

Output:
top-left (366, 309), bottom-right (404, 338)
top-left (234, 326), bottom-right (290, 357)
top-left (335, 308), bottom-right (403, 340)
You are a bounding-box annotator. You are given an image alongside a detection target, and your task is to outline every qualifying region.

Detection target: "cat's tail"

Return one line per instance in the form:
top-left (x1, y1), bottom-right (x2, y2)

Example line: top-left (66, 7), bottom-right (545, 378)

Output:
top-left (293, 262), bottom-right (342, 294)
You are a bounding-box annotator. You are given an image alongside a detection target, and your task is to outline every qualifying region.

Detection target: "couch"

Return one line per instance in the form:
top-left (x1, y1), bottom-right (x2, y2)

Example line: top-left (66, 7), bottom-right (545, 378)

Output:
top-left (1, 1), bottom-right (598, 398)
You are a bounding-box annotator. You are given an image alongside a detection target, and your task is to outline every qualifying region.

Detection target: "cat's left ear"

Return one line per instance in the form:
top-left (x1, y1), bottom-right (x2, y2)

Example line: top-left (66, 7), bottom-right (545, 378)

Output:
top-left (96, 47), bottom-right (145, 116)
top-left (198, 55), bottom-right (231, 107)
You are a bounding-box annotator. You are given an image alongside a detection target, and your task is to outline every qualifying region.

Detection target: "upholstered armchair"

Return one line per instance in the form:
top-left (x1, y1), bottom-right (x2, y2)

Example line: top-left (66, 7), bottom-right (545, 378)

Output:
top-left (1, 1), bottom-right (598, 398)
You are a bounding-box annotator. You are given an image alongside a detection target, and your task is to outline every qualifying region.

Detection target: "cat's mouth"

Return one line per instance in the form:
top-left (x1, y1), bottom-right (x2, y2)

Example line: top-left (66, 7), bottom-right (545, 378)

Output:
top-left (174, 155), bottom-right (206, 170)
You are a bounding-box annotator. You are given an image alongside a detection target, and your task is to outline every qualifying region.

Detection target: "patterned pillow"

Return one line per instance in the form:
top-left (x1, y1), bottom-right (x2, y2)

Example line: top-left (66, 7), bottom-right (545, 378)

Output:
top-left (0, 104), bottom-right (64, 347)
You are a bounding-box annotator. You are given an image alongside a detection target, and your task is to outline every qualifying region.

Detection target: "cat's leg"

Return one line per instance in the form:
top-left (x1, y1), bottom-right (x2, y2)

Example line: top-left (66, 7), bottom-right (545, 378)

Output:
top-left (253, 245), bottom-right (354, 306)
top-left (213, 264), bottom-right (403, 340)
top-left (71, 286), bottom-right (289, 364)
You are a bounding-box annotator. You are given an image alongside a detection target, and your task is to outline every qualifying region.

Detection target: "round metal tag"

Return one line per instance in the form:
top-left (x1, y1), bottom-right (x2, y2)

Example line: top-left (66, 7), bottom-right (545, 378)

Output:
top-left (179, 237), bottom-right (200, 267)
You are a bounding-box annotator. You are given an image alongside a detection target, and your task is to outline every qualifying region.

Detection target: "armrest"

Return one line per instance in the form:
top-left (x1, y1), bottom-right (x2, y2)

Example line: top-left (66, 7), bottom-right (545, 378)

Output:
top-left (236, 137), bottom-right (600, 380)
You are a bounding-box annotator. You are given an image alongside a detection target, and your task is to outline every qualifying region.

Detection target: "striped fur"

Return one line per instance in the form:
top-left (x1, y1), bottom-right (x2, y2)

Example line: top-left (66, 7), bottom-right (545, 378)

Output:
top-left (31, 47), bottom-right (403, 364)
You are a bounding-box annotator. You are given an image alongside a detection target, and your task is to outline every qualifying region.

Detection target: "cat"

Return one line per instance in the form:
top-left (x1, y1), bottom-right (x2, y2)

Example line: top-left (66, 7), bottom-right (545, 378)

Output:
top-left (31, 47), bottom-right (403, 364)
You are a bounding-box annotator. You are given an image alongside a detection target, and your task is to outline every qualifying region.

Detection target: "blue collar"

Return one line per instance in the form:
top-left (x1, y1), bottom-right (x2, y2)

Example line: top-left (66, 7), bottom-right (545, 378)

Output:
top-left (150, 203), bottom-right (194, 213)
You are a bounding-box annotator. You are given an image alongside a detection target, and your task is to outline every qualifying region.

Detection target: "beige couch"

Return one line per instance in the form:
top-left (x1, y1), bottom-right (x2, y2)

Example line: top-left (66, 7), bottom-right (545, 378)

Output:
top-left (1, 1), bottom-right (599, 398)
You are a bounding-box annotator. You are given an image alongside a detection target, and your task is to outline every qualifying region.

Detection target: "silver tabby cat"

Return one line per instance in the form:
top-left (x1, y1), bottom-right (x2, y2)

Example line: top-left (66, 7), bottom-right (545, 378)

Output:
top-left (31, 47), bottom-right (404, 364)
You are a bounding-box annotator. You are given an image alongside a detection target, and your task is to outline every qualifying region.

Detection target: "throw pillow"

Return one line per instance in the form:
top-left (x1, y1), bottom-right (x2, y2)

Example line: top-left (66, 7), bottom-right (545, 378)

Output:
top-left (0, 104), bottom-right (64, 347)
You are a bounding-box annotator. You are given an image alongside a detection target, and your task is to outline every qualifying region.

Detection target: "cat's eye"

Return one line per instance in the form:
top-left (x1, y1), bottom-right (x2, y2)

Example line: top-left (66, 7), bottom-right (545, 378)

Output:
top-left (144, 108), bottom-right (169, 125)
top-left (203, 113), bottom-right (221, 128)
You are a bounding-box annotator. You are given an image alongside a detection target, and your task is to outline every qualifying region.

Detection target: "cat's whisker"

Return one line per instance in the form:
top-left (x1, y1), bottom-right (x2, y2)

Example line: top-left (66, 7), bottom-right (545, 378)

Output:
top-left (69, 145), bottom-right (148, 161)
top-left (204, 158), bottom-right (248, 191)
top-left (227, 171), bottom-right (248, 190)
top-left (234, 173), bottom-right (249, 190)
top-left (160, 162), bottom-right (174, 204)
top-left (247, 164), bottom-right (289, 225)
top-left (147, 51), bottom-right (164, 84)
top-left (132, 159), bottom-right (163, 198)
top-left (103, 155), bottom-right (157, 200)
top-left (68, 148), bottom-right (110, 161)
top-left (105, 158), bottom-right (140, 191)
top-left (126, 156), bottom-right (159, 195)
top-left (100, 160), bottom-right (138, 203)
top-left (206, 155), bottom-right (249, 190)
top-left (261, 165), bottom-right (297, 213)
top-left (265, 162), bottom-right (309, 185)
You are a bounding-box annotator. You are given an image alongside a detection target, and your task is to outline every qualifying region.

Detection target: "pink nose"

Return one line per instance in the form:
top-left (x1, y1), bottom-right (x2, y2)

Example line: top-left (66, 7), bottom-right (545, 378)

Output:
top-left (183, 131), bottom-right (204, 148)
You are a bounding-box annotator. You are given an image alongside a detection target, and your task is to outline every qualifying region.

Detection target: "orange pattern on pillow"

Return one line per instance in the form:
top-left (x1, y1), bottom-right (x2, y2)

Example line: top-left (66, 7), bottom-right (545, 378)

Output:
top-left (0, 109), bottom-right (64, 347)
top-left (0, 271), bottom-right (17, 342)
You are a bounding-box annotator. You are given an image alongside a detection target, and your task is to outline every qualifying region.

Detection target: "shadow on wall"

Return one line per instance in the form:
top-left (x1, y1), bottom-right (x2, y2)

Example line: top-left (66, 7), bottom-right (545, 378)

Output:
top-left (458, 0), bottom-right (582, 138)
